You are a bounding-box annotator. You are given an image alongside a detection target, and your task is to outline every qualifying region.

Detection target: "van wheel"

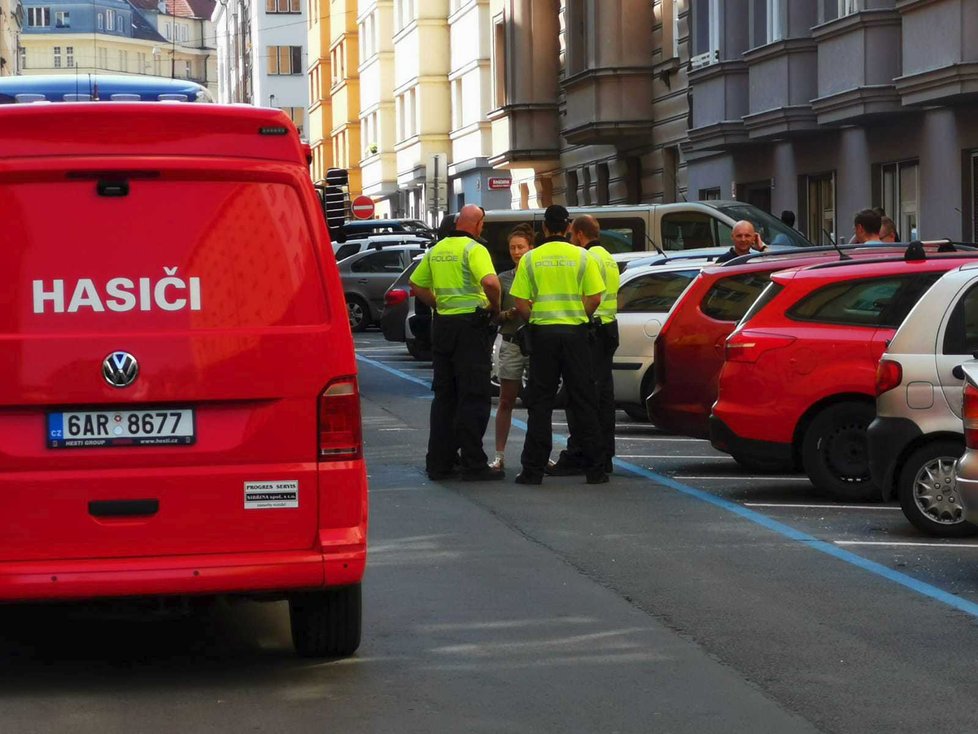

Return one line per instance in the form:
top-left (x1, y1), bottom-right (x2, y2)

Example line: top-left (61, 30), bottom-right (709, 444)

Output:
top-left (347, 296), bottom-right (369, 332)
top-left (801, 401), bottom-right (878, 501)
top-left (623, 405), bottom-right (650, 422)
top-left (289, 584), bottom-right (362, 658)
top-left (898, 440), bottom-right (976, 537)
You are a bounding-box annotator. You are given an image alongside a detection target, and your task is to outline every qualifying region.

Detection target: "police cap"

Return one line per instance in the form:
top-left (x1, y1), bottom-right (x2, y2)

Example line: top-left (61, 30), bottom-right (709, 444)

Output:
top-left (544, 204), bottom-right (570, 231)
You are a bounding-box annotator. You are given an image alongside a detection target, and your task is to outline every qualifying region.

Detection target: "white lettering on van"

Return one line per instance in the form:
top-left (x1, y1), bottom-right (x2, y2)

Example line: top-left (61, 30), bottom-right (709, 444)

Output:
top-left (32, 270), bottom-right (204, 315)
top-left (33, 279), bottom-right (64, 314)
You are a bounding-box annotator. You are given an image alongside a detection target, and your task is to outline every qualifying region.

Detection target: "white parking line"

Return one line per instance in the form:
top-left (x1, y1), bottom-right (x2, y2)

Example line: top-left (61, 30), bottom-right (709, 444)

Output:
top-left (616, 436), bottom-right (710, 442)
top-left (745, 502), bottom-right (897, 510)
top-left (836, 540), bottom-right (978, 548)
top-left (676, 476), bottom-right (810, 482)
top-left (618, 455), bottom-right (731, 460)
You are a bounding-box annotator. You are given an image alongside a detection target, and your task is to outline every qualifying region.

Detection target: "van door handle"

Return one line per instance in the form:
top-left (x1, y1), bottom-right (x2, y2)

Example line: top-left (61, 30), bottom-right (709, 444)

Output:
top-left (89, 499), bottom-right (159, 517)
top-left (357, 279), bottom-right (369, 284)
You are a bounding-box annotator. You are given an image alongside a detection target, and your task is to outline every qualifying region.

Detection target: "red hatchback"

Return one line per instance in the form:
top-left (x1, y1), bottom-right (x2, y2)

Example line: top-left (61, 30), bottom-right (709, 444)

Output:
top-left (711, 250), bottom-right (977, 500)
top-left (0, 104), bottom-right (367, 657)
top-left (647, 246), bottom-right (907, 447)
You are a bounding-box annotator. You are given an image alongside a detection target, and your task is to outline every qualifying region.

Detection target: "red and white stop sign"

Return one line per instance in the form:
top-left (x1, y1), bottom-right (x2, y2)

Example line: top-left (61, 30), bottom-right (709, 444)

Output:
top-left (351, 195), bottom-right (375, 220)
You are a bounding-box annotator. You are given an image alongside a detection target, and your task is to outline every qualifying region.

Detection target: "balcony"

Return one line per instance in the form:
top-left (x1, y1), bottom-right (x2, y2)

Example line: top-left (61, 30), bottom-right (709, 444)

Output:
top-left (686, 60), bottom-right (750, 151)
top-left (742, 37), bottom-right (818, 139)
top-left (894, 0), bottom-right (978, 106)
top-left (487, 104), bottom-right (560, 169)
top-left (811, 8), bottom-right (902, 125)
top-left (560, 66), bottom-right (655, 146)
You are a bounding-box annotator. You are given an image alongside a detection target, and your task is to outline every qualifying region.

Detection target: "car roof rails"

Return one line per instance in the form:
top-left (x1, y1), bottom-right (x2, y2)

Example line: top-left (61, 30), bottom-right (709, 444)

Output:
top-left (806, 248), bottom-right (978, 271)
top-left (719, 241), bottom-right (970, 268)
top-left (641, 252), bottom-right (723, 265)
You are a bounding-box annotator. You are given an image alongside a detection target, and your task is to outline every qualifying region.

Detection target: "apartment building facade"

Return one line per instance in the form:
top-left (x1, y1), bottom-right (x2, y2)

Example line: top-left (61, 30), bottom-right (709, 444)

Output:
top-left (0, 0), bottom-right (22, 75)
top-left (214, 0), bottom-right (307, 136)
top-left (19, 0), bottom-right (216, 94)
top-left (686, 0), bottom-right (978, 243)
top-left (328, 0), bottom-right (360, 192)
top-left (357, 0), bottom-right (397, 212)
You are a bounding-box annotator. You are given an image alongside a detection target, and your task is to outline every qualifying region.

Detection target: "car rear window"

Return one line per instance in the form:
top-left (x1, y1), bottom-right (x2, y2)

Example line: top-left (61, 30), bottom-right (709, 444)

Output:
top-left (788, 274), bottom-right (941, 328)
top-left (618, 269), bottom-right (698, 313)
top-left (5, 178), bottom-right (327, 334)
top-left (739, 282), bottom-right (785, 325)
top-left (699, 272), bottom-right (772, 322)
top-left (334, 243), bottom-right (361, 261)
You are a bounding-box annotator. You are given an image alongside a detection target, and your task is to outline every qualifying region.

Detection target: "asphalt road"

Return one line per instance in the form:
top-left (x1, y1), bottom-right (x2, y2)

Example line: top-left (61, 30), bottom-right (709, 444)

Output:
top-left (5, 330), bottom-right (978, 733)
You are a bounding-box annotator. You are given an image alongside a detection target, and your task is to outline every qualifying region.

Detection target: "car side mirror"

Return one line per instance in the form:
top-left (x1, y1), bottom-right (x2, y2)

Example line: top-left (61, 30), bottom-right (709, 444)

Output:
top-left (953, 364), bottom-right (965, 380)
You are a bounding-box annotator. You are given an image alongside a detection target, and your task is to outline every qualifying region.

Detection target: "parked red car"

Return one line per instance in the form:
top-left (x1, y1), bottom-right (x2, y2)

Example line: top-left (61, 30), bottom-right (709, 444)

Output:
top-left (647, 246), bottom-right (907, 445)
top-left (0, 103), bottom-right (367, 657)
top-left (711, 250), bottom-right (978, 499)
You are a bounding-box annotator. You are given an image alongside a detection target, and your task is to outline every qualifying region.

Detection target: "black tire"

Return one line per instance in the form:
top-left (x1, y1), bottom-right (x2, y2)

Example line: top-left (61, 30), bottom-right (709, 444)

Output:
top-left (406, 339), bottom-right (432, 361)
top-left (801, 401), bottom-right (878, 501)
top-left (732, 453), bottom-right (794, 474)
top-left (623, 405), bottom-right (650, 422)
top-left (289, 584), bottom-right (362, 658)
top-left (898, 439), bottom-right (977, 537)
top-left (346, 296), bottom-right (370, 333)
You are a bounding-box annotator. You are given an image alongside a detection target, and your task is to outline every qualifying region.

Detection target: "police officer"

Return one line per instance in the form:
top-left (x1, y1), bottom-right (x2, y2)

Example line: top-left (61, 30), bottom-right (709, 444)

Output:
top-left (510, 205), bottom-right (608, 485)
top-left (550, 215), bottom-right (619, 474)
top-left (410, 204), bottom-right (504, 481)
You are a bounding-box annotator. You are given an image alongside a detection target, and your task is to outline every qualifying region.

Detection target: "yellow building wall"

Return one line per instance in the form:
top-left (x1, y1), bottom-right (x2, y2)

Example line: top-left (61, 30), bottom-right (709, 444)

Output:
top-left (328, 0), bottom-right (360, 195)
top-left (306, 0), bottom-right (332, 184)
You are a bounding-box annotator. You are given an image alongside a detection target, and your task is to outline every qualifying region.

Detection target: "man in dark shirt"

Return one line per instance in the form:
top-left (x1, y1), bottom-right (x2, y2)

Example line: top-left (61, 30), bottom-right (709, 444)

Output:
top-left (716, 220), bottom-right (767, 264)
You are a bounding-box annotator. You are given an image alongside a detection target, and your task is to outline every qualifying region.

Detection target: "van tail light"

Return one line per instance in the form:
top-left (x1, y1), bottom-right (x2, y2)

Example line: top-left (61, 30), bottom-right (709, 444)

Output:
top-left (385, 288), bottom-right (409, 307)
top-left (724, 331), bottom-right (795, 364)
top-left (965, 383), bottom-right (978, 449)
top-left (875, 358), bottom-right (903, 396)
top-left (318, 376), bottom-right (362, 461)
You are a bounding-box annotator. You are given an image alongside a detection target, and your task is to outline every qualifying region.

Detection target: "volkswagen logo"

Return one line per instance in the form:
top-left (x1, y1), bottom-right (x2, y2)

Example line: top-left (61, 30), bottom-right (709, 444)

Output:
top-left (102, 351), bottom-right (139, 388)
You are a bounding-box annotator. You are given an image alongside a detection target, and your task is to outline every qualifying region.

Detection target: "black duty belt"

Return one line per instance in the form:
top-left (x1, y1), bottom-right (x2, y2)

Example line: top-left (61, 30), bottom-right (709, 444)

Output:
top-left (501, 334), bottom-right (519, 343)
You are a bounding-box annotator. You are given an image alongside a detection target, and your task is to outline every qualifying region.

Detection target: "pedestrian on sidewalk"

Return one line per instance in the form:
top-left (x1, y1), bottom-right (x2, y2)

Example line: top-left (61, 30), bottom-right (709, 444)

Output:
top-left (510, 205), bottom-right (608, 485)
top-left (490, 223), bottom-right (535, 472)
top-left (410, 204), bottom-right (504, 481)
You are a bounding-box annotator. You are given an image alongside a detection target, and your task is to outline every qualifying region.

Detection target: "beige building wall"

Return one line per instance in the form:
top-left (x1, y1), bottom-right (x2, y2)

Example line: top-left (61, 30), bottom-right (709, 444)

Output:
top-left (358, 0), bottom-right (397, 214)
top-left (0, 0), bottom-right (20, 75)
top-left (19, 34), bottom-right (209, 84)
top-left (393, 0), bottom-right (451, 221)
top-left (329, 0), bottom-right (361, 195)
top-left (306, 0), bottom-right (332, 184)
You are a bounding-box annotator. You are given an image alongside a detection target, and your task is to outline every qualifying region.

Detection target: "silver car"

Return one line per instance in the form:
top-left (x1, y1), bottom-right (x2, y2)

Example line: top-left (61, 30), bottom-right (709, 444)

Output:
top-left (339, 245), bottom-right (426, 332)
top-left (869, 261), bottom-right (978, 537)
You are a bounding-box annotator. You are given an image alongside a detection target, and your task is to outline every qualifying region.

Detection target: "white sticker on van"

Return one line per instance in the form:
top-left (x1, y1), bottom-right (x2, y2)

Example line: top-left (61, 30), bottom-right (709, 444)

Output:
top-left (32, 268), bottom-right (202, 314)
top-left (244, 480), bottom-right (299, 510)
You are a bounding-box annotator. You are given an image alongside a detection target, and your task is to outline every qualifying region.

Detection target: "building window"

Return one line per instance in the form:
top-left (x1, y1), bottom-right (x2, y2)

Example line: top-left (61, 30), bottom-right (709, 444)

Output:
top-left (106, 8), bottom-right (116, 31)
top-left (268, 45), bottom-right (302, 75)
top-left (27, 7), bottom-right (50, 26)
top-left (661, 0), bottom-right (680, 61)
top-left (53, 46), bottom-right (61, 68)
top-left (55, 10), bottom-right (69, 27)
top-left (19, 47), bottom-right (26, 70)
top-left (184, 60), bottom-right (192, 78)
top-left (820, 0), bottom-right (859, 24)
top-left (97, 12), bottom-right (103, 30)
top-left (278, 107), bottom-right (304, 137)
top-left (691, 0), bottom-right (720, 66)
top-left (565, 0), bottom-right (587, 76)
top-left (394, 0), bottom-right (414, 32)
top-left (451, 77), bottom-right (463, 129)
top-left (492, 14), bottom-right (507, 108)
top-left (880, 161), bottom-right (919, 241)
top-left (699, 187), bottom-right (721, 200)
top-left (98, 47), bottom-right (108, 69)
top-left (806, 172), bottom-right (836, 245)
top-left (137, 51), bottom-right (147, 73)
top-left (750, 0), bottom-right (785, 49)
top-left (266, 0), bottom-right (300, 12)
top-left (396, 88), bottom-right (417, 142)
top-left (119, 50), bottom-right (128, 72)
top-left (66, 46), bottom-right (74, 68)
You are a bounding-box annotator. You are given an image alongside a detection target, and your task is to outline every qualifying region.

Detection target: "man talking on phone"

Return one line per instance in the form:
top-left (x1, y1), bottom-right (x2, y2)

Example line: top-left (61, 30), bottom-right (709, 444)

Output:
top-left (716, 220), bottom-right (767, 263)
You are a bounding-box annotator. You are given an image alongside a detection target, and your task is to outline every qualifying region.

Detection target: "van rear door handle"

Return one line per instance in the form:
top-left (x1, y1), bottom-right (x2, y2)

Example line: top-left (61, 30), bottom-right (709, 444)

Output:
top-left (88, 499), bottom-right (159, 518)
top-left (357, 279), bottom-right (369, 284)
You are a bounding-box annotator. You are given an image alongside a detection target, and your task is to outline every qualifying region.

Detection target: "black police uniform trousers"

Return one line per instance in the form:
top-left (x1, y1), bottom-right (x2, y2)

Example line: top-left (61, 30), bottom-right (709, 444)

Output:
top-left (561, 320), bottom-right (618, 469)
top-left (426, 311), bottom-right (495, 475)
top-left (521, 324), bottom-right (602, 480)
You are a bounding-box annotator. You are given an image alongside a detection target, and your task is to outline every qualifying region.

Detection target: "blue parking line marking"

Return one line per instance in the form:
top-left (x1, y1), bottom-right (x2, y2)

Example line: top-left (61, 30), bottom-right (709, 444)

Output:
top-left (357, 354), bottom-right (978, 619)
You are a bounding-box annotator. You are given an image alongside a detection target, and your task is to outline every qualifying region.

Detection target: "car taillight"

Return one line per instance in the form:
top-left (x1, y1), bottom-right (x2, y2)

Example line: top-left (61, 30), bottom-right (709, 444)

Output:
top-left (965, 383), bottom-right (978, 449)
top-left (385, 288), bottom-right (409, 307)
top-left (318, 376), bottom-right (362, 461)
top-left (724, 331), bottom-right (795, 364)
top-left (875, 358), bottom-right (903, 396)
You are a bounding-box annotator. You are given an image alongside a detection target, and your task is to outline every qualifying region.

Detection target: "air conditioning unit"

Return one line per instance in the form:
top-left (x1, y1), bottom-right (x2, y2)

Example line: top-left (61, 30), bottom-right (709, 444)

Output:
top-left (690, 51), bottom-right (718, 71)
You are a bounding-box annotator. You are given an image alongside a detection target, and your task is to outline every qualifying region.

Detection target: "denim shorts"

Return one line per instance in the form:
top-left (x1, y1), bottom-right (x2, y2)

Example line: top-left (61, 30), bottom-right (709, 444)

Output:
top-left (495, 339), bottom-right (529, 382)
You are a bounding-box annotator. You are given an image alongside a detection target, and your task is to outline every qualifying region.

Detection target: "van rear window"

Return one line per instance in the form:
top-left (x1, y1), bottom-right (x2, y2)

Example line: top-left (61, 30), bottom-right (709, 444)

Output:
top-left (3, 178), bottom-right (327, 333)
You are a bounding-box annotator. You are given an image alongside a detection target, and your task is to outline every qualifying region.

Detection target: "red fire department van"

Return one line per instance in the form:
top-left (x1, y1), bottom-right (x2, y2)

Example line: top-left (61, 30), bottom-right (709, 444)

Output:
top-left (0, 103), bottom-right (366, 657)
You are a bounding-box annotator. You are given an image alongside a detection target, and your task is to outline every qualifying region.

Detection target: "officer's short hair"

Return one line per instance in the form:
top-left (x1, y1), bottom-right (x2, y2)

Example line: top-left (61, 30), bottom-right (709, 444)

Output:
top-left (544, 204), bottom-right (570, 233)
top-left (571, 216), bottom-right (600, 241)
top-left (854, 208), bottom-right (881, 235)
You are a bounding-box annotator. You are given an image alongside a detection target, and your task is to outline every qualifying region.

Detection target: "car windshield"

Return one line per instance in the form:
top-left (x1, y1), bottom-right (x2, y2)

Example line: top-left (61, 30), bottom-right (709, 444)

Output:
top-left (716, 204), bottom-right (813, 249)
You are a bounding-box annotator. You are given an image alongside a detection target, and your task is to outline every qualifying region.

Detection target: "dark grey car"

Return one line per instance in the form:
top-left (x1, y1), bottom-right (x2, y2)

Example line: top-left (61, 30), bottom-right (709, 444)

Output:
top-left (339, 245), bottom-right (426, 332)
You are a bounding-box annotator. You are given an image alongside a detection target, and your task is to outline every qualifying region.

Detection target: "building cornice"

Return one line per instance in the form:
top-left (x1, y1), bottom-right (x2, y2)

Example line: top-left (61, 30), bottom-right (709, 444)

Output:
top-left (811, 8), bottom-right (901, 42)
top-left (742, 37), bottom-right (817, 65)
